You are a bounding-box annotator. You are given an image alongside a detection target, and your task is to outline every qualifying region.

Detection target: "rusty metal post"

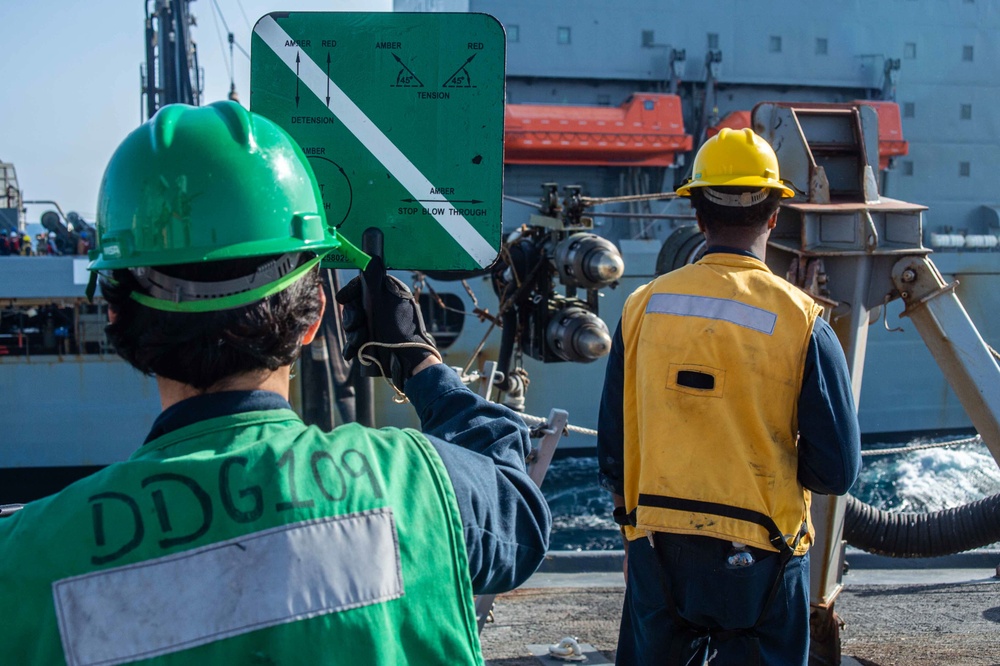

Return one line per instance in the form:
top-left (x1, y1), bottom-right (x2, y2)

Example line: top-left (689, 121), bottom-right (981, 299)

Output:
top-left (753, 101), bottom-right (929, 664)
top-left (892, 256), bottom-right (1000, 462)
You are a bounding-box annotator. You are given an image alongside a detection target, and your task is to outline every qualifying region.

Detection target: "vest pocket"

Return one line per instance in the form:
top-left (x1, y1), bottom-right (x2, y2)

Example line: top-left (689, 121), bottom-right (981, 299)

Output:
top-left (666, 363), bottom-right (725, 398)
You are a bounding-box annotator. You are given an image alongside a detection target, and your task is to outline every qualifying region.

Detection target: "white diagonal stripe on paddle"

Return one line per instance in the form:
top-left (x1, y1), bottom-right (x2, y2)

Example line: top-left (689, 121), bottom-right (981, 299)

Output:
top-left (255, 16), bottom-right (496, 268)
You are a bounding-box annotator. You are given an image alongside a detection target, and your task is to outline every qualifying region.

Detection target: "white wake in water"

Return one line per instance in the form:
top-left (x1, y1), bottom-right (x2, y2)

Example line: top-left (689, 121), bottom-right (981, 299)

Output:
top-left (855, 443), bottom-right (1000, 513)
top-left (542, 442), bottom-right (1000, 550)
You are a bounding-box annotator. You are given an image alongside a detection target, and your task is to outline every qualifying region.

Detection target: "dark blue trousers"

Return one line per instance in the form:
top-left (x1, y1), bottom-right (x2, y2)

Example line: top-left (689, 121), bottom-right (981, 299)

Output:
top-left (616, 533), bottom-right (810, 666)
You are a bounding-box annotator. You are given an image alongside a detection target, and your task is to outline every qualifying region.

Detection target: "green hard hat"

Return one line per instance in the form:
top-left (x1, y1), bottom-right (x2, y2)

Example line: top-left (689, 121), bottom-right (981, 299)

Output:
top-left (91, 101), bottom-right (339, 272)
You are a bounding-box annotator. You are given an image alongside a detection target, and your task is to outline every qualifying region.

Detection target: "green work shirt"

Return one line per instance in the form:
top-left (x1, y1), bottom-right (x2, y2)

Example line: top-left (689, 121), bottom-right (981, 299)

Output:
top-left (0, 410), bottom-right (481, 665)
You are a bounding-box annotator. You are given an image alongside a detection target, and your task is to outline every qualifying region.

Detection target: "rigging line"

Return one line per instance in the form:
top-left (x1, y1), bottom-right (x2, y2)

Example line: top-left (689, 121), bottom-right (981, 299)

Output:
top-left (581, 191), bottom-right (678, 205)
top-left (502, 195), bottom-right (543, 209)
top-left (209, 0), bottom-right (247, 65)
top-left (231, 39), bottom-right (251, 61)
top-left (518, 412), bottom-right (596, 437)
top-left (421, 281), bottom-right (482, 319)
top-left (235, 0), bottom-right (252, 31)
top-left (590, 211), bottom-right (696, 219)
top-left (861, 434), bottom-right (982, 457)
top-left (499, 242), bottom-right (524, 289)
top-left (461, 279), bottom-right (479, 307)
top-left (207, 0), bottom-right (233, 81)
top-left (411, 276), bottom-right (478, 319)
top-left (513, 422), bottom-right (992, 445)
top-left (461, 320), bottom-right (498, 376)
top-left (409, 274), bottom-right (491, 320)
top-left (210, 0), bottom-right (251, 71)
top-left (210, 0), bottom-right (232, 35)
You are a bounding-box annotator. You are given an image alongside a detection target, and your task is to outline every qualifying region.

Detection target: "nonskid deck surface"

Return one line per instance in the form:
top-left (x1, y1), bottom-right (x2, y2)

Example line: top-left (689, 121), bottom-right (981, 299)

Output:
top-left (481, 551), bottom-right (1000, 666)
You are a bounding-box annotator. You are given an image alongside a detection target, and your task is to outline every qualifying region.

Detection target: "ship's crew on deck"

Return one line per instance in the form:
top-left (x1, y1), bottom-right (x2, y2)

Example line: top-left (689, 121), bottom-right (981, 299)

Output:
top-left (76, 228), bottom-right (91, 256)
top-left (1, 230), bottom-right (16, 255)
top-left (46, 231), bottom-right (60, 256)
top-left (598, 128), bottom-right (861, 665)
top-left (0, 101), bottom-right (550, 665)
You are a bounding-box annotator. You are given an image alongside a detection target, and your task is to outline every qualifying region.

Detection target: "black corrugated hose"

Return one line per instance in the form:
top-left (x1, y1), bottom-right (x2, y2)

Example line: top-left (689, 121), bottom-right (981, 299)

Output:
top-left (844, 493), bottom-right (1000, 558)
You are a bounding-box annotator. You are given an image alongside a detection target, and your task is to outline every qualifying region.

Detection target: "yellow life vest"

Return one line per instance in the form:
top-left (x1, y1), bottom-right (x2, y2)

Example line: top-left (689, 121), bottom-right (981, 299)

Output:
top-left (621, 253), bottom-right (822, 555)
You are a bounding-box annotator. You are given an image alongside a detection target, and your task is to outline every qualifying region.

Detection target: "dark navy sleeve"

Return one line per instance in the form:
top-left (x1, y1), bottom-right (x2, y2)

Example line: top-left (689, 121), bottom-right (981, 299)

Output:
top-left (597, 320), bottom-right (626, 496)
top-left (404, 363), bottom-right (551, 595)
top-left (796, 317), bottom-right (862, 495)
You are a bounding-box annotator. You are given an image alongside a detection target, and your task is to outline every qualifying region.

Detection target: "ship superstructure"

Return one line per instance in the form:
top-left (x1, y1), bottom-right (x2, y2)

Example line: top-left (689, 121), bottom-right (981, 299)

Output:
top-left (4, 1), bottom-right (1000, 503)
top-left (390, 0), bottom-right (1000, 443)
top-left (0, 1), bottom-right (206, 502)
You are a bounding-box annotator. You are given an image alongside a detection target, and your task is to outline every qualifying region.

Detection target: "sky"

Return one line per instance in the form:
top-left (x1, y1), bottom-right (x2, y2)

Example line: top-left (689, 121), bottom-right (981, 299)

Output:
top-left (0, 0), bottom-right (392, 224)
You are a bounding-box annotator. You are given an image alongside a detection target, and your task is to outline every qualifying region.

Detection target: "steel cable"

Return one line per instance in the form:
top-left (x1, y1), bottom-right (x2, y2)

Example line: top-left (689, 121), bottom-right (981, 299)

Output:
top-left (581, 192), bottom-right (677, 206)
top-left (517, 412), bottom-right (597, 436)
top-left (860, 434), bottom-right (982, 457)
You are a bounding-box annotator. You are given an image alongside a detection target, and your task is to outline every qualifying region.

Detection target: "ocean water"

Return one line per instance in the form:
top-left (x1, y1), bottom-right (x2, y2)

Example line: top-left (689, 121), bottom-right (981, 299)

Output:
top-left (541, 440), bottom-right (1000, 551)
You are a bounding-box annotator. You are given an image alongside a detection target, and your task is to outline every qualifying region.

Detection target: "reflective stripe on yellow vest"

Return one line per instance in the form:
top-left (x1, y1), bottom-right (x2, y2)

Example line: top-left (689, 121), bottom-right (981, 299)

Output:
top-left (621, 253), bottom-right (822, 555)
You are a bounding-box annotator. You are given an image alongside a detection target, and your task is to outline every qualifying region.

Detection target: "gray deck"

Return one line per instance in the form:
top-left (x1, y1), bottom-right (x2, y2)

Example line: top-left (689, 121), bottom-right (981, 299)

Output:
top-left (482, 552), bottom-right (1000, 665)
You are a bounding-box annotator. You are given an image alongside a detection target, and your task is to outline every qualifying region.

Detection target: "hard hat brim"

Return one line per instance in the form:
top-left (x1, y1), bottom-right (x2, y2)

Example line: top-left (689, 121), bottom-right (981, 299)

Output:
top-left (88, 235), bottom-right (341, 272)
top-left (676, 176), bottom-right (795, 199)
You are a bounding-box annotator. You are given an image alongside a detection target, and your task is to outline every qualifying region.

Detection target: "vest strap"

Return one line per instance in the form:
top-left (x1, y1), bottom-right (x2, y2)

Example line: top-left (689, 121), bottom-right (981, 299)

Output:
top-left (612, 506), bottom-right (631, 526)
top-left (637, 493), bottom-right (796, 556)
top-left (639, 493), bottom-right (809, 664)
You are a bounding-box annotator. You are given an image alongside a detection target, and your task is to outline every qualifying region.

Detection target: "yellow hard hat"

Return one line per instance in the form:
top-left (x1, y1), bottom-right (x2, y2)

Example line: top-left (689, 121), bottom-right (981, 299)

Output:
top-left (676, 127), bottom-right (794, 199)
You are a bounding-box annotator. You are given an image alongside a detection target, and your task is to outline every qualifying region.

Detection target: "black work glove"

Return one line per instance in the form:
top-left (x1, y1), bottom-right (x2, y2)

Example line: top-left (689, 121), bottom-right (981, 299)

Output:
top-left (335, 255), bottom-right (438, 392)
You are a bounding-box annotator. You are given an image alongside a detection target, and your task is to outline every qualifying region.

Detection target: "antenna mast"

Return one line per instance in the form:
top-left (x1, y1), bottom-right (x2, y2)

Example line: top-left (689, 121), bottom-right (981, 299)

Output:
top-left (141, 0), bottom-right (203, 120)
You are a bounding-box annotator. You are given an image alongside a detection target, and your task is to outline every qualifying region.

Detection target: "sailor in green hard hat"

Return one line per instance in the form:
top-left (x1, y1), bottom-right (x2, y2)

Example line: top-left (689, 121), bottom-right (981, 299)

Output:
top-left (0, 101), bottom-right (549, 665)
top-left (598, 128), bottom-right (861, 665)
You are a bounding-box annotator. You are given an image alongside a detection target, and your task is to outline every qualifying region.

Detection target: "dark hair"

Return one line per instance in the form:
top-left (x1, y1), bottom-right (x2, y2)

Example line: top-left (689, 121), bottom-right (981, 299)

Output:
top-left (101, 255), bottom-right (321, 390)
top-left (688, 187), bottom-right (784, 234)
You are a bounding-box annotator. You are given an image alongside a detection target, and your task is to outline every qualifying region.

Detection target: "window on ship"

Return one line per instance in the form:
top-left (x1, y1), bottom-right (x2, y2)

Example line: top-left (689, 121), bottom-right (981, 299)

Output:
top-left (0, 301), bottom-right (112, 357)
top-left (417, 292), bottom-right (465, 350)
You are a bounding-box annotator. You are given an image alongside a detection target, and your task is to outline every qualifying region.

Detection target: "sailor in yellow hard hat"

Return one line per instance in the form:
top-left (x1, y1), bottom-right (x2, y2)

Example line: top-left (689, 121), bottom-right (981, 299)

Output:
top-left (598, 127), bottom-right (861, 665)
top-left (0, 102), bottom-right (550, 664)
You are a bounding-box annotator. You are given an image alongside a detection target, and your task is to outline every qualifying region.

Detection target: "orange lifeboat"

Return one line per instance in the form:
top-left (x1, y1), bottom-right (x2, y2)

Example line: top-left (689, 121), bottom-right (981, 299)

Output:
top-left (706, 110), bottom-right (752, 138)
top-left (504, 93), bottom-right (693, 167)
top-left (852, 100), bottom-right (909, 169)
top-left (708, 103), bottom-right (909, 170)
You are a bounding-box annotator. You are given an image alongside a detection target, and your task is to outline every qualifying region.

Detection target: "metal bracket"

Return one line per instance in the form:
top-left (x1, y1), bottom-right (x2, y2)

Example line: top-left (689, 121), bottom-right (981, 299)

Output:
top-left (863, 210), bottom-right (879, 252)
top-left (478, 360), bottom-right (500, 401)
top-left (879, 293), bottom-right (904, 333)
top-left (810, 165), bottom-right (831, 204)
top-left (862, 165), bottom-right (881, 204)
